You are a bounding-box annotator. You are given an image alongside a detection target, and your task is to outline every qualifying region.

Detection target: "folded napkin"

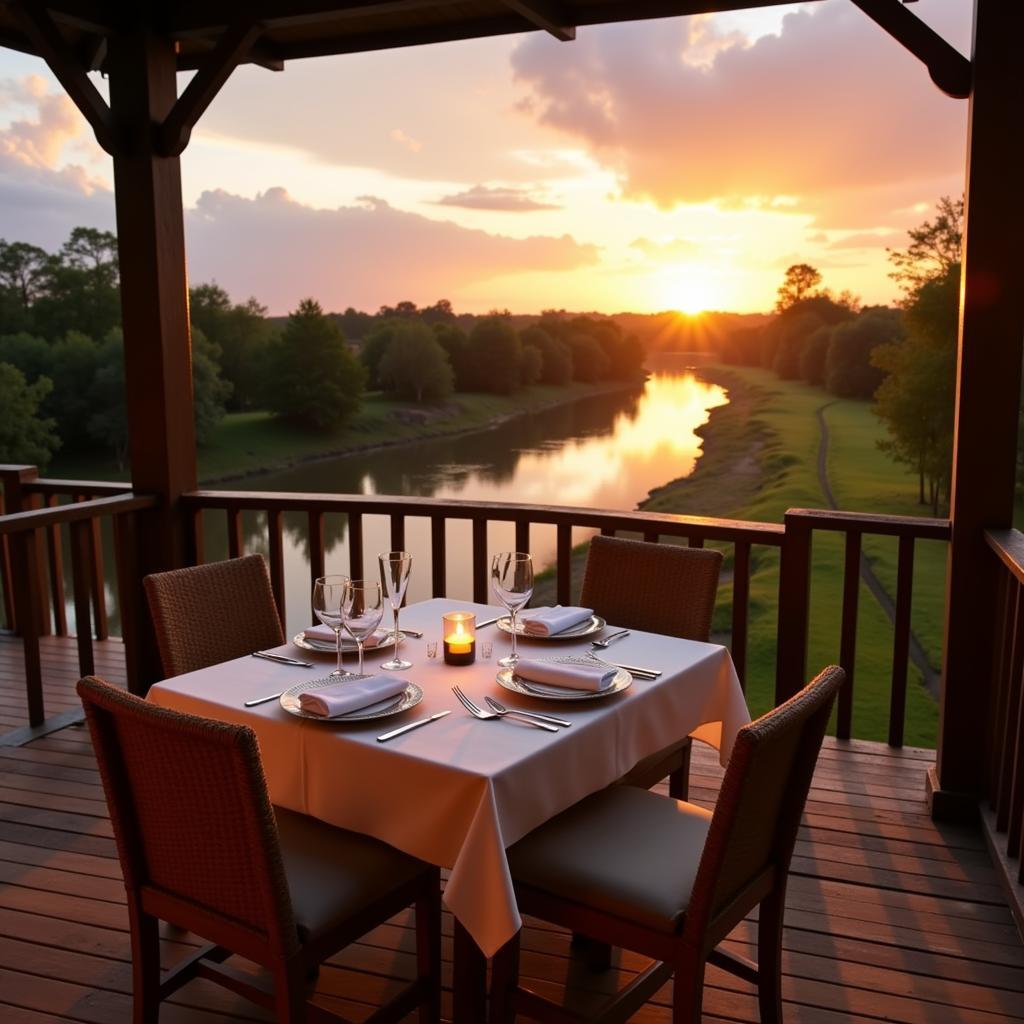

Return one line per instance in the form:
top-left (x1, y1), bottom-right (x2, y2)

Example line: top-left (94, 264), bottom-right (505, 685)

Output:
top-left (298, 674), bottom-right (408, 718)
top-left (519, 605), bottom-right (594, 637)
top-left (304, 624), bottom-right (388, 648)
top-left (516, 658), bottom-right (616, 692)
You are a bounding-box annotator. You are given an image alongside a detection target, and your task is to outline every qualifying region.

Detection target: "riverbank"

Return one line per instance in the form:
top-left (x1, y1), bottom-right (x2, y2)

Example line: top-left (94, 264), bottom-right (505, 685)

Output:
top-left (645, 364), bottom-right (942, 747)
top-left (49, 378), bottom-right (644, 484)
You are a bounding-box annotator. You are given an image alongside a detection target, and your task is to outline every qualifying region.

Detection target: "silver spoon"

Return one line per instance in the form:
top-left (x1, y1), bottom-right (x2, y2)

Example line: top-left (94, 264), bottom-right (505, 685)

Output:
top-left (591, 629), bottom-right (630, 649)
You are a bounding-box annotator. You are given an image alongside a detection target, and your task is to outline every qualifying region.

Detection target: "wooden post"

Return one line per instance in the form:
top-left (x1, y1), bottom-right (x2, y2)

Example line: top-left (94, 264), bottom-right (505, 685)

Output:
top-left (0, 465), bottom-right (51, 637)
top-left (106, 30), bottom-right (198, 688)
top-left (931, 0), bottom-right (1024, 821)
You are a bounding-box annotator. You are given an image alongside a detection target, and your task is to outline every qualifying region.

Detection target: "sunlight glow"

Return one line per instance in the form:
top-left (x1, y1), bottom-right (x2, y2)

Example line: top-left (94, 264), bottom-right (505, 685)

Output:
top-left (653, 263), bottom-right (732, 315)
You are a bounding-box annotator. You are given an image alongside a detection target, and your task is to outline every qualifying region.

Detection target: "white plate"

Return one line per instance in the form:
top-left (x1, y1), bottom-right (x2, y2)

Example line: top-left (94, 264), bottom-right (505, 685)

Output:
top-left (292, 631), bottom-right (399, 655)
top-left (496, 614), bottom-right (606, 640)
top-left (497, 662), bottom-right (631, 702)
top-left (280, 674), bottom-right (423, 722)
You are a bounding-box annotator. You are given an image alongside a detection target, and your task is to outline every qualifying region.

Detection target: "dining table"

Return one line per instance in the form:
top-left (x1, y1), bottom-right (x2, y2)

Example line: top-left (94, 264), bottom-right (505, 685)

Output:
top-left (148, 596), bottom-right (750, 1020)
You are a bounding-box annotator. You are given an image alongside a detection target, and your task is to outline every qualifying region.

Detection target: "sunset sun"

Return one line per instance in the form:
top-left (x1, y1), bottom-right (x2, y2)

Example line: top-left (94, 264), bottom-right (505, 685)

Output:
top-left (654, 264), bottom-right (729, 315)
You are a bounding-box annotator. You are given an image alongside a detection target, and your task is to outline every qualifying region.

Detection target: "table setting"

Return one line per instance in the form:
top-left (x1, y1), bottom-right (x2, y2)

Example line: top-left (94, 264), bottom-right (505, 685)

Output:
top-left (148, 549), bottom-right (750, 961)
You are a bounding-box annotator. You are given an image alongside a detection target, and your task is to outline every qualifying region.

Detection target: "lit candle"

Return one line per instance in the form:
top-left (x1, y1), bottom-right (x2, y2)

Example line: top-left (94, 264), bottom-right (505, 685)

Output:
top-left (443, 612), bottom-right (476, 665)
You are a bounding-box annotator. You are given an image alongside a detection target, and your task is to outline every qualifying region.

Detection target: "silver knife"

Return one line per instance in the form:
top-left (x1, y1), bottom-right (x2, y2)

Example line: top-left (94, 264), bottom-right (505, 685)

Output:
top-left (477, 616), bottom-right (503, 629)
top-left (252, 651), bottom-right (314, 668)
top-left (605, 661), bottom-right (662, 678)
top-left (245, 691), bottom-right (284, 707)
top-left (377, 710), bottom-right (451, 742)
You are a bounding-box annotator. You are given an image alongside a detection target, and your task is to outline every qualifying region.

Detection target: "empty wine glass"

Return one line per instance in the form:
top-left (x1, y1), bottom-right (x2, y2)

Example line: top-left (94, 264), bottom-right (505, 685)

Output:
top-left (379, 551), bottom-right (413, 671)
top-left (312, 574), bottom-right (350, 677)
top-left (491, 552), bottom-right (534, 669)
top-left (340, 579), bottom-right (384, 675)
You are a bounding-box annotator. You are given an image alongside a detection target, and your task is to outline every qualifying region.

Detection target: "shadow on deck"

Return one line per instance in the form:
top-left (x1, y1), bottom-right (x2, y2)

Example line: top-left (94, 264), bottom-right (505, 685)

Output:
top-left (0, 636), bottom-right (1021, 1022)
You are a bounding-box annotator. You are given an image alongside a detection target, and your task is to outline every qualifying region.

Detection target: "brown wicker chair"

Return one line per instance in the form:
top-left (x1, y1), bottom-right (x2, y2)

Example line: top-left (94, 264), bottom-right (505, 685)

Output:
top-left (78, 675), bottom-right (441, 1024)
top-left (489, 665), bottom-right (845, 1024)
top-left (580, 534), bottom-right (724, 800)
top-left (144, 554), bottom-right (285, 677)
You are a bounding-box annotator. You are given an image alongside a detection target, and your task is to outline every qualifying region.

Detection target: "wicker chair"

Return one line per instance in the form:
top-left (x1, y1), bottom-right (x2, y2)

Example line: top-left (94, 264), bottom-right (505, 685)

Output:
top-left (144, 554), bottom-right (285, 677)
top-left (580, 535), bottom-right (724, 800)
top-left (488, 665), bottom-right (845, 1024)
top-left (78, 675), bottom-right (441, 1024)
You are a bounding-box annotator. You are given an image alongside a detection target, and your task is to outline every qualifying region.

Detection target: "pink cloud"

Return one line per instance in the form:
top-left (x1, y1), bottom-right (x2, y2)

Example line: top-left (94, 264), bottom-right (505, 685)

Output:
top-left (511, 2), bottom-right (969, 228)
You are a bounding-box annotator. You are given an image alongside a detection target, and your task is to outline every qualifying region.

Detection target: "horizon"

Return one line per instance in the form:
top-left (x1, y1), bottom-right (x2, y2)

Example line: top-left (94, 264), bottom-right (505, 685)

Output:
top-left (0, 1), bottom-right (969, 317)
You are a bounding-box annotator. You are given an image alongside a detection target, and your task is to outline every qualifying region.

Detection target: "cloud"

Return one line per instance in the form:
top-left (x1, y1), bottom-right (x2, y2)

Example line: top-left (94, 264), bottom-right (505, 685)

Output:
top-left (435, 184), bottom-right (560, 211)
top-left (185, 188), bottom-right (598, 313)
top-left (629, 236), bottom-right (699, 261)
top-left (510, 1), bottom-right (970, 228)
top-left (390, 128), bottom-right (422, 153)
top-left (829, 230), bottom-right (906, 250)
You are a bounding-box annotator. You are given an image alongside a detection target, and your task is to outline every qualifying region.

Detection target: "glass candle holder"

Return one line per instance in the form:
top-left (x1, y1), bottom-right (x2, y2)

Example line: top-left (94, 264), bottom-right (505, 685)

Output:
top-left (443, 611), bottom-right (476, 666)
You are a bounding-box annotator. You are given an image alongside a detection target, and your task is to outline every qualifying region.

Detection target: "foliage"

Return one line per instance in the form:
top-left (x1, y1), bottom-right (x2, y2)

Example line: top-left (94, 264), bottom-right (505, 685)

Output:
top-left (360, 321), bottom-right (400, 390)
top-left (519, 343), bottom-right (543, 387)
top-left (888, 196), bottom-right (963, 292)
top-left (468, 316), bottom-right (522, 394)
top-left (0, 362), bottom-right (59, 466)
top-left (565, 333), bottom-right (609, 382)
top-left (434, 323), bottom-right (475, 391)
top-left (520, 325), bottom-right (572, 385)
top-left (86, 331), bottom-right (129, 468)
top-left (267, 298), bottom-right (365, 430)
top-left (190, 326), bottom-right (234, 444)
top-left (377, 320), bottom-right (454, 402)
top-left (770, 311), bottom-right (825, 380)
top-left (824, 307), bottom-right (900, 399)
top-left (775, 263), bottom-right (822, 312)
top-left (798, 325), bottom-right (831, 386)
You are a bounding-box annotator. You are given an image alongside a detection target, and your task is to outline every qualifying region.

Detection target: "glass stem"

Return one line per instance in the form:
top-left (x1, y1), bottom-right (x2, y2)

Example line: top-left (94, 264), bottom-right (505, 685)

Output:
top-left (335, 627), bottom-right (342, 675)
top-left (393, 607), bottom-right (401, 658)
top-left (357, 640), bottom-right (364, 675)
top-left (510, 609), bottom-right (518, 661)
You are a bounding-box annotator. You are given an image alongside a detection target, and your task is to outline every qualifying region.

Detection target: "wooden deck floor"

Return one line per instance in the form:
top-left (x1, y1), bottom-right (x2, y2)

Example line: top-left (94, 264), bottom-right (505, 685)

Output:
top-left (0, 638), bottom-right (1022, 1022)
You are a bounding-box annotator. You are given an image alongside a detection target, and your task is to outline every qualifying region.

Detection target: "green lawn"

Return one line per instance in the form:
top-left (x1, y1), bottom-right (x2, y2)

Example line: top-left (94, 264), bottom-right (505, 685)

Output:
top-left (645, 365), bottom-right (942, 748)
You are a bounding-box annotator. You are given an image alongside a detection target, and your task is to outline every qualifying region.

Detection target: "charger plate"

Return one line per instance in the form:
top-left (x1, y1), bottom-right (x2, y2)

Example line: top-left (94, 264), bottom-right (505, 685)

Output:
top-left (496, 614), bottom-right (605, 640)
top-left (280, 674), bottom-right (423, 722)
top-left (496, 657), bottom-right (631, 702)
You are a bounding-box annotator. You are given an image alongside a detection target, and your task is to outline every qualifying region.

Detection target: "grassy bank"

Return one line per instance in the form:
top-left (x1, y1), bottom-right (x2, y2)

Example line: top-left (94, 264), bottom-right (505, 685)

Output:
top-left (49, 379), bottom-right (641, 484)
top-left (645, 365), bottom-right (942, 747)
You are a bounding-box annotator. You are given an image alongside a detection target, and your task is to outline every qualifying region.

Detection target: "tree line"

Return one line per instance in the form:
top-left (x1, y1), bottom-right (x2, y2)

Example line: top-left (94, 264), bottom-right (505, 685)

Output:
top-left (0, 230), bottom-right (645, 466)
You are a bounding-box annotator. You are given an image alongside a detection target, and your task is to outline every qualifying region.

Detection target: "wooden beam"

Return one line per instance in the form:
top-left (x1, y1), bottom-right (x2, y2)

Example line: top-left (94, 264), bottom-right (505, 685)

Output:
top-left (158, 18), bottom-right (264, 156)
top-left (502, 0), bottom-right (575, 41)
top-left (849, 0), bottom-right (971, 99)
top-left (932, 0), bottom-right (1024, 818)
top-left (10, 1), bottom-right (115, 152)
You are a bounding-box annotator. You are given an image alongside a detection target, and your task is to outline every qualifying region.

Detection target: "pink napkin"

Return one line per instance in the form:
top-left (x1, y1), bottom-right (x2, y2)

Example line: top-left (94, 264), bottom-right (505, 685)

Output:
top-left (520, 606), bottom-right (594, 637)
top-left (516, 659), bottom-right (617, 692)
top-left (297, 674), bottom-right (407, 718)
top-left (304, 624), bottom-right (388, 648)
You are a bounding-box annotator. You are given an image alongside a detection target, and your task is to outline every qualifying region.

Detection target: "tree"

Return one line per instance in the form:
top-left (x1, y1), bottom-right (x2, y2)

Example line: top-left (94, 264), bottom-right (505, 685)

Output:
top-left (520, 343), bottom-right (542, 386)
top-left (799, 325), bottom-right (832, 386)
top-left (825, 308), bottom-right (901, 399)
top-left (378, 321), bottom-right (454, 402)
top-left (0, 363), bottom-right (59, 465)
top-left (190, 326), bottom-right (233, 444)
top-left (468, 316), bottom-right (522, 394)
top-left (888, 195), bottom-right (963, 292)
top-left (361, 321), bottom-right (400, 390)
top-left (87, 331), bottom-right (129, 468)
top-left (565, 333), bottom-right (609, 382)
top-left (0, 240), bottom-right (48, 311)
top-left (520, 325), bottom-right (572, 385)
top-left (775, 263), bottom-right (822, 313)
top-left (434, 323), bottom-right (475, 390)
top-left (268, 298), bottom-right (364, 429)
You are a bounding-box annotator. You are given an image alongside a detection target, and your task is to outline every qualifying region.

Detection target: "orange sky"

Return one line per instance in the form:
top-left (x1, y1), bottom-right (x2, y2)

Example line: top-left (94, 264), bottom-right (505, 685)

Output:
top-left (0, 2), bottom-right (970, 316)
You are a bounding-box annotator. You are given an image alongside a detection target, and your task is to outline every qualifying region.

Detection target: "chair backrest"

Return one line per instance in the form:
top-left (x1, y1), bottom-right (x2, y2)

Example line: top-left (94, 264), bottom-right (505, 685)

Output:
top-left (579, 535), bottom-right (723, 641)
top-left (684, 665), bottom-right (844, 944)
top-left (77, 676), bottom-right (298, 958)
top-left (144, 554), bottom-right (285, 677)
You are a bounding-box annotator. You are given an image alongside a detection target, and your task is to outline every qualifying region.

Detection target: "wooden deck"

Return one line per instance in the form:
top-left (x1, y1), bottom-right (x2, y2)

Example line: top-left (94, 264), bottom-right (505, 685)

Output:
top-left (0, 639), bottom-right (1022, 1022)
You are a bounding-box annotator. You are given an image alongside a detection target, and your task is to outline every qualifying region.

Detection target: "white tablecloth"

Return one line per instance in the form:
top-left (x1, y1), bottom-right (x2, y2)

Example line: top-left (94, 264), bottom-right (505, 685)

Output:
top-left (149, 598), bottom-right (750, 956)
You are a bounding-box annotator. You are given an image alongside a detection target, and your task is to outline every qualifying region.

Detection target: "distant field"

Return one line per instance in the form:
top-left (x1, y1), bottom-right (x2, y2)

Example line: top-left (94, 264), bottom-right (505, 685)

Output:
top-left (645, 365), bottom-right (942, 748)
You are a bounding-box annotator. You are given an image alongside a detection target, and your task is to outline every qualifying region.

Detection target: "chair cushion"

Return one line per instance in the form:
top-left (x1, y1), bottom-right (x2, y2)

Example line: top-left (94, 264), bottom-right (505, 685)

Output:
top-left (508, 786), bottom-right (711, 933)
top-left (275, 807), bottom-right (428, 944)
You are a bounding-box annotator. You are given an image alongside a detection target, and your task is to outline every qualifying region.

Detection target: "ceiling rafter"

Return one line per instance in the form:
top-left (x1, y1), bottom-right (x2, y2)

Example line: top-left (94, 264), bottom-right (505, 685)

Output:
top-left (849, 0), bottom-right (971, 99)
top-left (502, 0), bottom-right (575, 41)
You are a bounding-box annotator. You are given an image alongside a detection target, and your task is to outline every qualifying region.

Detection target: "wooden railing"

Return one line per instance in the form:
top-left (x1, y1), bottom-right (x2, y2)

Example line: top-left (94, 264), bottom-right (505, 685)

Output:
top-left (984, 528), bottom-right (1024, 884)
top-left (0, 464), bottom-right (155, 728)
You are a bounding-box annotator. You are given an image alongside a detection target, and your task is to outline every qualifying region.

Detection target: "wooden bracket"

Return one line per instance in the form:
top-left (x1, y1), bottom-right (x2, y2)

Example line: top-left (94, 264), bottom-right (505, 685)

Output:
top-left (850, 0), bottom-right (971, 99)
top-left (158, 19), bottom-right (264, 156)
top-left (502, 0), bottom-right (575, 42)
top-left (11, 1), bottom-right (116, 153)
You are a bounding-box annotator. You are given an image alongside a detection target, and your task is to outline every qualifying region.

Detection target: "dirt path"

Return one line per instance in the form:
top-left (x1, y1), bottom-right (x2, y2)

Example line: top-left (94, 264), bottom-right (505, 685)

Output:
top-left (815, 403), bottom-right (940, 698)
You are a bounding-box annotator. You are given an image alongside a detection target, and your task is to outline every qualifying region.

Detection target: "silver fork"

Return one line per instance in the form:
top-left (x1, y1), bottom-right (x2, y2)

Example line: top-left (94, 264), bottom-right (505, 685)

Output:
top-left (591, 629), bottom-right (629, 649)
top-left (484, 695), bottom-right (571, 728)
top-left (452, 686), bottom-right (559, 732)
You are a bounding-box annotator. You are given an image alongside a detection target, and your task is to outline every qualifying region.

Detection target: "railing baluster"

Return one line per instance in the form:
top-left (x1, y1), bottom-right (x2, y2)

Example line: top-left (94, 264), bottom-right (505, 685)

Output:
top-left (308, 510), bottom-right (325, 617)
top-left (776, 514), bottom-right (813, 703)
top-left (186, 505), bottom-right (205, 566)
top-left (10, 528), bottom-right (44, 725)
top-left (227, 507), bottom-right (243, 559)
top-left (431, 516), bottom-right (446, 598)
top-left (838, 531), bottom-right (862, 741)
top-left (515, 519), bottom-right (529, 554)
top-left (557, 524), bottom-right (572, 605)
top-left (0, 489), bottom-right (13, 631)
top-left (472, 519), bottom-right (487, 603)
top-left (69, 518), bottom-right (95, 678)
top-left (113, 509), bottom-right (143, 694)
top-left (348, 512), bottom-right (364, 581)
top-left (688, 535), bottom-right (705, 549)
top-left (988, 570), bottom-right (1014, 802)
top-left (390, 513), bottom-right (405, 552)
top-left (888, 536), bottom-right (915, 747)
top-left (1006, 676), bottom-right (1024, 858)
top-left (267, 508), bottom-right (286, 630)
top-left (89, 515), bottom-right (108, 641)
top-left (45, 494), bottom-right (68, 636)
top-left (997, 582), bottom-right (1024, 829)
top-left (731, 542), bottom-right (750, 690)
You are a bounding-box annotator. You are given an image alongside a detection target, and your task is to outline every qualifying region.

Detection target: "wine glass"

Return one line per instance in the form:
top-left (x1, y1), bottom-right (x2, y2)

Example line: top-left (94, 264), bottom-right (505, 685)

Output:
top-left (491, 552), bottom-right (534, 669)
top-left (340, 579), bottom-right (385, 675)
top-left (379, 551), bottom-right (413, 671)
top-left (312, 574), bottom-right (350, 677)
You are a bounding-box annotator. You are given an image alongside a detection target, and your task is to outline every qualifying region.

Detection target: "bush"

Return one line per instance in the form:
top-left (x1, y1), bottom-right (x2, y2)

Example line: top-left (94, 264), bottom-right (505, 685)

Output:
top-left (378, 321), bottom-right (454, 402)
